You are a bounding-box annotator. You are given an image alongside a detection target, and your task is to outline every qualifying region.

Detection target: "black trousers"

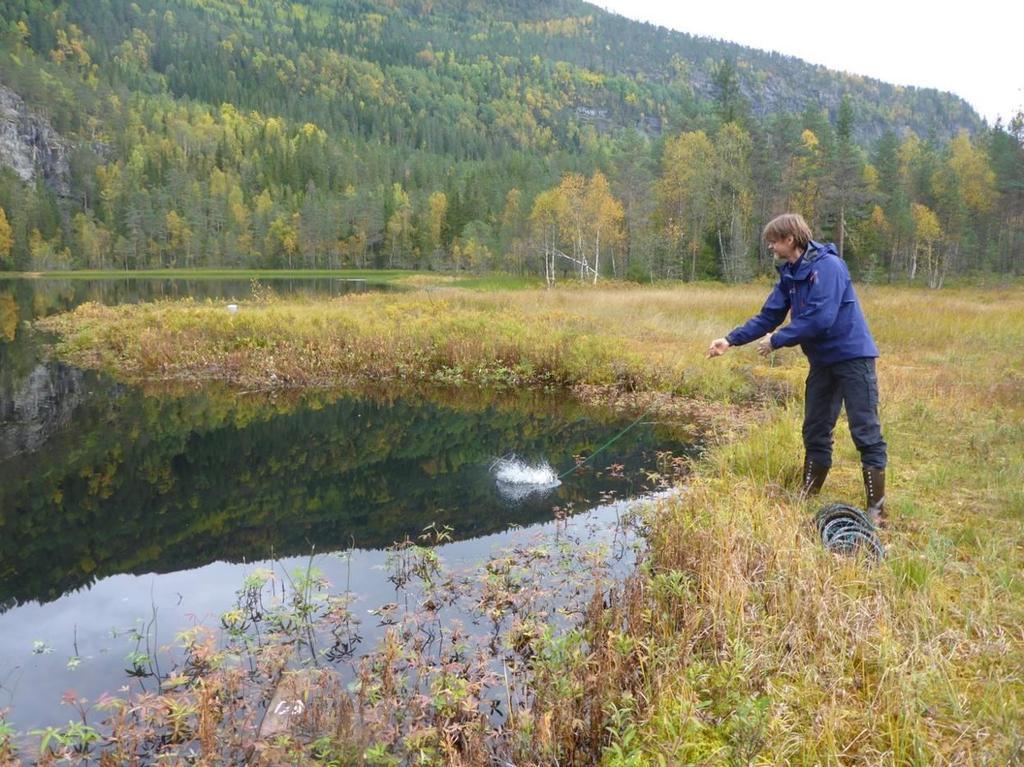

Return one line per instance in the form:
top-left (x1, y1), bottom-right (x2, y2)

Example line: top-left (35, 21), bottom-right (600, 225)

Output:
top-left (803, 357), bottom-right (887, 469)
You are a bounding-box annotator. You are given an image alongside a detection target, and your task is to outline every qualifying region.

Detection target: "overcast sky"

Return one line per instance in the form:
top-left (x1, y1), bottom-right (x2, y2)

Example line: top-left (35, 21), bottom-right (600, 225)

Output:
top-left (596, 0), bottom-right (1023, 126)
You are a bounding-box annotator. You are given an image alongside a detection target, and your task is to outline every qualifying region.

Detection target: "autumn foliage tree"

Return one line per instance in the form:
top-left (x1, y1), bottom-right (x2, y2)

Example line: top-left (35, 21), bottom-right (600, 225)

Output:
top-left (0, 208), bottom-right (13, 271)
top-left (656, 130), bottom-right (714, 280)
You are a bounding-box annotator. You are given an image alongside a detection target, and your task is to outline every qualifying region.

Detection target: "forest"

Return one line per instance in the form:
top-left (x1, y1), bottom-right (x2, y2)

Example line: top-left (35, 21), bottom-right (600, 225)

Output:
top-left (0, 0), bottom-right (1021, 285)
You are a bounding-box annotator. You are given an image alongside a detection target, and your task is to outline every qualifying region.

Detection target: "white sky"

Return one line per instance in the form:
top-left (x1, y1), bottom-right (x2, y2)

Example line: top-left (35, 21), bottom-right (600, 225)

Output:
top-left (596, 0), bottom-right (1024, 126)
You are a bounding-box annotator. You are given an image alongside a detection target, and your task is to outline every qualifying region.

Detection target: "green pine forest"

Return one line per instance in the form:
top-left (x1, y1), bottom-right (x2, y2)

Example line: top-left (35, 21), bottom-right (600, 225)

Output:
top-left (0, 0), bottom-right (1022, 284)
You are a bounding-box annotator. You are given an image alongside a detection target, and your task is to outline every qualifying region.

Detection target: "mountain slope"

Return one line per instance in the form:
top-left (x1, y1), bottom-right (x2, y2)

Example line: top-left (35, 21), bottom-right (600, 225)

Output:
top-left (0, 0), bottom-right (1016, 280)
top-left (5, 0), bottom-right (980, 157)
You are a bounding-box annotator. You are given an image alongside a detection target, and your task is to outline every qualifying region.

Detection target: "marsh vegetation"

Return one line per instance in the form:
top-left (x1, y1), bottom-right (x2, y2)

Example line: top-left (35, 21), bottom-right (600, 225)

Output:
top-left (2, 281), bottom-right (1023, 764)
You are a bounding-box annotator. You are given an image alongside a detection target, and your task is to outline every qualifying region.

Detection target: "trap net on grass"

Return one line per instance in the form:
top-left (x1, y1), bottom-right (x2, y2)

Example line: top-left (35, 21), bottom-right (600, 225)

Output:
top-left (815, 502), bottom-right (884, 561)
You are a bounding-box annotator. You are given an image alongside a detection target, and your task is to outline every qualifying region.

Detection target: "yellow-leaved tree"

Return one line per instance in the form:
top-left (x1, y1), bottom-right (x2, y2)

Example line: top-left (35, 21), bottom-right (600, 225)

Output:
top-left (529, 188), bottom-right (567, 286)
top-left (556, 173), bottom-right (588, 278)
top-left (584, 172), bottom-right (624, 283)
top-left (710, 122), bottom-right (754, 282)
top-left (788, 129), bottom-right (824, 228)
top-left (656, 130), bottom-right (714, 280)
top-left (911, 203), bottom-right (942, 286)
top-left (0, 207), bottom-right (13, 270)
top-left (385, 183), bottom-right (412, 268)
top-left (423, 191), bottom-right (448, 264)
top-left (930, 131), bottom-right (996, 287)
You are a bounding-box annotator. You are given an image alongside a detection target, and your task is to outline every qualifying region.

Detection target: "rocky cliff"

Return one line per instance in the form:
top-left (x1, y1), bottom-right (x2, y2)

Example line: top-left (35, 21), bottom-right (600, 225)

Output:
top-left (0, 82), bottom-right (71, 197)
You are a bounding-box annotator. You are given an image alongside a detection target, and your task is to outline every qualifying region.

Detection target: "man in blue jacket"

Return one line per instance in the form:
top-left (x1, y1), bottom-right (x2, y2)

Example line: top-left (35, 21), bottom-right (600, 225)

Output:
top-left (708, 213), bottom-right (888, 525)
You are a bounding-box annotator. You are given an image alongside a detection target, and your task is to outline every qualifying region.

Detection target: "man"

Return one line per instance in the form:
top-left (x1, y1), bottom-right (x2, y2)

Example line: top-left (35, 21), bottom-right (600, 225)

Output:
top-left (707, 213), bottom-right (888, 525)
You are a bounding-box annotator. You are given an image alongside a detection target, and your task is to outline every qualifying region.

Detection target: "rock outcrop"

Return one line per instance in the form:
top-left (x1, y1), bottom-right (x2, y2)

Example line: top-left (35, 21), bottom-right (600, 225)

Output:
top-left (0, 82), bottom-right (71, 197)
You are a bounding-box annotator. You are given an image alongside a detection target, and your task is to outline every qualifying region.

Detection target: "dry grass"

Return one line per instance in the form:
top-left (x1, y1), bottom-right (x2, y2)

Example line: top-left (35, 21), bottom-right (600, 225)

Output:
top-left (39, 282), bottom-right (794, 407)
top-left (29, 282), bottom-right (1024, 764)
top-left (602, 284), bottom-right (1024, 766)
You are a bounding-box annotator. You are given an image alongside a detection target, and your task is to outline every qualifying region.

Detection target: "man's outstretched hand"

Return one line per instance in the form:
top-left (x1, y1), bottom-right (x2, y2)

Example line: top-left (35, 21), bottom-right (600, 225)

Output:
top-left (707, 338), bottom-right (730, 358)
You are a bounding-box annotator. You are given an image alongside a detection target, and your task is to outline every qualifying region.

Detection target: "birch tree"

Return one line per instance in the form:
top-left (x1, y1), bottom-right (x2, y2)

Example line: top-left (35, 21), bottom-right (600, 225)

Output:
top-left (423, 191), bottom-right (448, 266)
top-left (657, 130), bottom-right (714, 280)
top-left (530, 188), bottom-right (567, 286)
top-left (584, 171), bottom-right (624, 283)
top-left (557, 173), bottom-right (588, 279)
top-left (789, 129), bottom-right (825, 229)
top-left (711, 123), bottom-right (754, 282)
top-left (911, 203), bottom-right (942, 285)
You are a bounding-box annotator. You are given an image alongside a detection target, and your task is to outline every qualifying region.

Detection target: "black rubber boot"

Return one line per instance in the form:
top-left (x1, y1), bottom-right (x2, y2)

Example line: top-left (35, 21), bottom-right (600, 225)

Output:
top-left (863, 466), bottom-right (886, 527)
top-left (801, 457), bottom-right (830, 498)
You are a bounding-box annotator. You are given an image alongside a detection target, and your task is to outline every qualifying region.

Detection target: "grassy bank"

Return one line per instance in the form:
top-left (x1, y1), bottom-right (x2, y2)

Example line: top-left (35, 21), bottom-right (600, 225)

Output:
top-left (19, 284), bottom-right (1024, 764)
top-left (4, 268), bottom-right (417, 280)
top-left (2, 269), bottom-right (541, 291)
top-left (40, 283), bottom-right (784, 403)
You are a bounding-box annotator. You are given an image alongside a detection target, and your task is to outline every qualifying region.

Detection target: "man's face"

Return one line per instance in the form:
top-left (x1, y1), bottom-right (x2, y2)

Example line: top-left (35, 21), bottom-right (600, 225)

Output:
top-left (768, 235), bottom-right (801, 263)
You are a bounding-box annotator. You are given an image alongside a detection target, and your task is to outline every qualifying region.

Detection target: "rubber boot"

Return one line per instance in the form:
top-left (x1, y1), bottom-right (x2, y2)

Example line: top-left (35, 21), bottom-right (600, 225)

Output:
top-left (801, 457), bottom-right (829, 499)
top-left (863, 466), bottom-right (886, 527)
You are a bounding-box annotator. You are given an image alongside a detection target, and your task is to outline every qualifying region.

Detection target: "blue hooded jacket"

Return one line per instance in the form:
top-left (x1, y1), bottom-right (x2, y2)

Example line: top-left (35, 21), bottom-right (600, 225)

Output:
top-left (725, 241), bottom-right (878, 367)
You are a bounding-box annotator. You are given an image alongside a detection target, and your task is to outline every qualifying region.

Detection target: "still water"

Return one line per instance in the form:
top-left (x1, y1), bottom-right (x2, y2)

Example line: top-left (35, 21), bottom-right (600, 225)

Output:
top-left (0, 277), bottom-right (696, 734)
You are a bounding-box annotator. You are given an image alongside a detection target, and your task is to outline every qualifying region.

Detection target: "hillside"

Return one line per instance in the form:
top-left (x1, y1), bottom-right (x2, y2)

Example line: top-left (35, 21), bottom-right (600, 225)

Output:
top-left (0, 0), bottom-right (1020, 278)
top-left (5, 0), bottom-right (982, 151)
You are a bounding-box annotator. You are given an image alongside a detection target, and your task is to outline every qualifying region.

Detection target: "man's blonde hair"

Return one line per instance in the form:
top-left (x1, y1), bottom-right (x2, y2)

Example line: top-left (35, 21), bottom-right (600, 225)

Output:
top-left (762, 213), bottom-right (813, 249)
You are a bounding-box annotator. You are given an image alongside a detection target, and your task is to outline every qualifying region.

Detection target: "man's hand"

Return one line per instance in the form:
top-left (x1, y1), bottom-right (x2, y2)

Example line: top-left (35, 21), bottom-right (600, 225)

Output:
top-left (757, 333), bottom-right (774, 357)
top-left (707, 338), bottom-right (730, 358)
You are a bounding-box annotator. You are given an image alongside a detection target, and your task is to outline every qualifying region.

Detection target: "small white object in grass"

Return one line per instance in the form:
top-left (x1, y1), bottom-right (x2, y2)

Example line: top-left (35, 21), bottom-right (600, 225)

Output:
top-left (227, 304), bottom-right (239, 314)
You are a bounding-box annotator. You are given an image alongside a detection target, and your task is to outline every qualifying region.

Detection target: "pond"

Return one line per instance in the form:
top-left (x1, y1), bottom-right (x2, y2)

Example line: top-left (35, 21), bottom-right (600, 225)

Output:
top-left (0, 277), bottom-right (698, 736)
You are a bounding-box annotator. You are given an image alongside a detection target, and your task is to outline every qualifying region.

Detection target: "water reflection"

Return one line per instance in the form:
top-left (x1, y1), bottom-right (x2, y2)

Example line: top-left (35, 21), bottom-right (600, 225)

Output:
top-left (0, 382), bottom-right (691, 609)
top-left (0, 278), bottom-right (694, 609)
top-left (0, 495), bottom-right (657, 738)
top-left (0, 276), bottom-right (394, 445)
top-left (0, 276), bottom-right (698, 736)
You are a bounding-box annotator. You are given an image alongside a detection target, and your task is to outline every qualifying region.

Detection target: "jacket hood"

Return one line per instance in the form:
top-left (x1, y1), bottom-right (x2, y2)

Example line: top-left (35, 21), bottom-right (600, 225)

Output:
top-left (778, 240), bottom-right (837, 279)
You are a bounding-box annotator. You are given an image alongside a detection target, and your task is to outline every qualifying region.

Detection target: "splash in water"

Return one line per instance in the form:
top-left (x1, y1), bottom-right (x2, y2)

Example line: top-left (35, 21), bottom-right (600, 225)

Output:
top-left (492, 457), bottom-right (559, 485)
top-left (491, 456), bottom-right (561, 502)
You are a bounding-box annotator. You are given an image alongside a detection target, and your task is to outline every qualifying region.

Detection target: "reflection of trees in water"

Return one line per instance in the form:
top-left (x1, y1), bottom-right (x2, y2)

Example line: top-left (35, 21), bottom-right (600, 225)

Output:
top-left (1, 280), bottom-right (82, 411)
top-left (0, 292), bottom-right (18, 342)
top-left (1, 284), bottom-right (94, 461)
top-left (0, 382), bottom-right (693, 610)
top-left (0, 279), bottom-right (695, 611)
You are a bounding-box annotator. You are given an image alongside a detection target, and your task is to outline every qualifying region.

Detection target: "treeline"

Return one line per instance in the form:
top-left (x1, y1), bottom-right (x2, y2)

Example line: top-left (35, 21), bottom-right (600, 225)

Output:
top-left (0, 0), bottom-right (1020, 283)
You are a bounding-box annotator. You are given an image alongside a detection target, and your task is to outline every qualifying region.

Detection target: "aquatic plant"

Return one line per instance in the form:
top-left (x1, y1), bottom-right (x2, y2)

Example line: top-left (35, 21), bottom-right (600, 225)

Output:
top-left (0, 490), bottom-right (646, 764)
